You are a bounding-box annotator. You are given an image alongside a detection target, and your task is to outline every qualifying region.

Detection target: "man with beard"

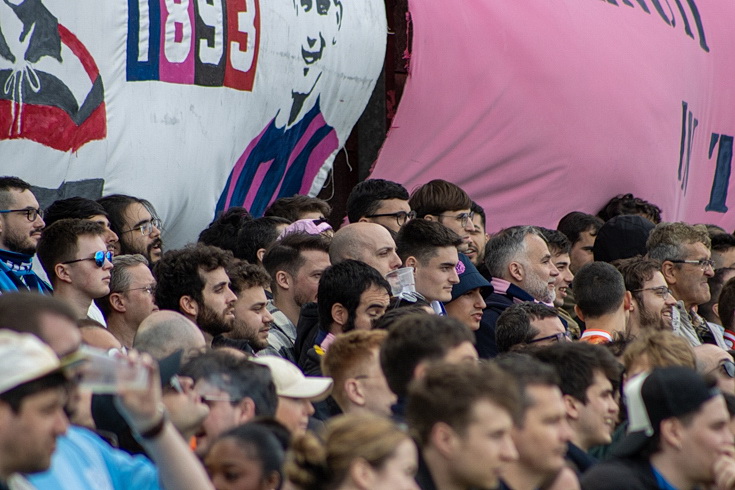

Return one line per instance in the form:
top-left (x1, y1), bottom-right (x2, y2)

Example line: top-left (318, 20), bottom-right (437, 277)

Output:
top-left (0, 177), bottom-right (51, 294)
top-left (296, 260), bottom-right (391, 376)
top-left (468, 201), bottom-right (490, 272)
top-left (477, 226), bottom-right (560, 358)
top-left (647, 222), bottom-right (726, 348)
top-left (214, 261), bottom-right (274, 355)
top-left (98, 194), bottom-right (163, 263)
top-left (153, 244), bottom-right (236, 345)
top-left (615, 257), bottom-right (677, 336)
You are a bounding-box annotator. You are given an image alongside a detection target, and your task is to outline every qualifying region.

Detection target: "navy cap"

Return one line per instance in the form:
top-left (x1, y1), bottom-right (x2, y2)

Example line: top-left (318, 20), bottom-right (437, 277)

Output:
top-left (449, 253), bottom-right (491, 302)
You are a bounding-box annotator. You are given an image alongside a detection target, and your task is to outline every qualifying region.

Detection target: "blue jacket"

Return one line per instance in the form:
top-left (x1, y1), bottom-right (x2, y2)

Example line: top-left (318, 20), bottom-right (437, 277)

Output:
top-left (0, 249), bottom-right (52, 294)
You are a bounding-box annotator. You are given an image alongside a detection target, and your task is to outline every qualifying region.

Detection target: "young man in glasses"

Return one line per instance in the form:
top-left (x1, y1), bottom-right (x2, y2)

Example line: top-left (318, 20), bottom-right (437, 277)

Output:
top-left (647, 222), bottom-right (728, 348)
top-left (98, 194), bottom-right (164, 264)
top-left (409, 179), bottom-right (475, 252)
top-left (346, 178), bottom-right (413, 234)
top-left (96, 254), bottom-right (159, 350)
top-left (0, 176), bottom-right (51, 294)
top-left (615, 256), bottom-right (678, 335)
top-left (37, 219), bottom-right (113, 320)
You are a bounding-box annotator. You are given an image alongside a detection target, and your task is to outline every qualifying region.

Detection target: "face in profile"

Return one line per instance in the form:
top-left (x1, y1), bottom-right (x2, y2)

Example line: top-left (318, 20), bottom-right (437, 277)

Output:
top-left (368, 438), bottom-right (419, 490)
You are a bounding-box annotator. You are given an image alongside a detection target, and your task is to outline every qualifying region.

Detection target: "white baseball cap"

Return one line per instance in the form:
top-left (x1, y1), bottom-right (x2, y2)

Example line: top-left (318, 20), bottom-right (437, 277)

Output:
top-left (252, 355), bottom-right (333, 402)
top-left (0, 330), bottom-right (63, 395)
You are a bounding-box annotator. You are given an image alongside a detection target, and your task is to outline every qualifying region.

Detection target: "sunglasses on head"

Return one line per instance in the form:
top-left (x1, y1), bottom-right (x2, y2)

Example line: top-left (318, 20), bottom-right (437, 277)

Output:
top-left (61, 250), bottom-right (113, 268)
top-left (719, 360), bottom-right (735, 379)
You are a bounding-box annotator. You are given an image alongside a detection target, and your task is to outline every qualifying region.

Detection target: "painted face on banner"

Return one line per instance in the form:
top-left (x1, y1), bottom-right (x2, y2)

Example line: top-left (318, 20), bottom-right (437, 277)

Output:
top-left (288, 0), bottom-right (343, 123)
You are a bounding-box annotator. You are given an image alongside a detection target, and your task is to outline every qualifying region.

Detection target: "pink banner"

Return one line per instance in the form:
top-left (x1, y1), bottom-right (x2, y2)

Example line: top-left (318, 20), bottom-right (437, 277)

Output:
top-left (371, 0), bottom-right (735, 231)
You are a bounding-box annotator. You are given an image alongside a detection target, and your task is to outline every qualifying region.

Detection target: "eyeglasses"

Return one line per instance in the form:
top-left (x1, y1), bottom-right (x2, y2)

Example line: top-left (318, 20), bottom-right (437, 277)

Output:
top-left (199, 394), bottom-right (241, 405)
top-left (121, 219), bottom-right (161, 236)
top-left (528, 331), bottom-right (571, 344)
top-left (120, 285), bottom-right (156, 295)
top-left (718, 360), bottom-right (735, 378)
top-left (631, 286), bottom-right (673, 299)
top-left (61, 250), bottom-right (113, 268)
top-left (437, 211), bottom-right (475, 228)
top-left (0, 207), bottom-right (43, 222)
top-left (668, 258), bottom-right (715, 270)
top-left (364, 210), bottom-right (416, 227)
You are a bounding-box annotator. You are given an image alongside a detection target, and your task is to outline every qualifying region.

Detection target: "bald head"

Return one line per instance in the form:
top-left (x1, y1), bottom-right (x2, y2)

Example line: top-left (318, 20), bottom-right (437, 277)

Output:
top-left (329, 223), bottom-right (402, 276)
top-left (133, 310), bottom-right (206, 360)
top-left (695, 344), bottom-right (735, 394)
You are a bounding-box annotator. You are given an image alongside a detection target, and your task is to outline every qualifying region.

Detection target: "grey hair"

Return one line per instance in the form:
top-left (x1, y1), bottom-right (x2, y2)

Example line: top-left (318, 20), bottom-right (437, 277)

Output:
top-left (110, 254), bottom-right (149, 293)
top-left (485, 226), bottom-right (545, 279)
top-left (646, 222), bottom-right (711, 262)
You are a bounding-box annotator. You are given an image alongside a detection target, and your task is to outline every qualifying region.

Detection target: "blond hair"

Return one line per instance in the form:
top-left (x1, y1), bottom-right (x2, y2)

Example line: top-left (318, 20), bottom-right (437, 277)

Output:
top-left (622, 330), bottom-right (696, 372)
top-left (286, 414), bottom-right (410, 490)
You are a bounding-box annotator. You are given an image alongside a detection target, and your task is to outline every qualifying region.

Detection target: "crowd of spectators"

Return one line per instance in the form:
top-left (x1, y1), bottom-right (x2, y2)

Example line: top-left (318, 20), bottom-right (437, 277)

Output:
top-left (0, 175), bottom-right (734, 490)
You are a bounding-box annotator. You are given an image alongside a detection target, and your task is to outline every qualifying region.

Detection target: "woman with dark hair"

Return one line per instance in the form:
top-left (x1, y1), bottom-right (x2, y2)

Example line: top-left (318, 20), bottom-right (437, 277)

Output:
top-left (205, 423), bottom-right (284, 490)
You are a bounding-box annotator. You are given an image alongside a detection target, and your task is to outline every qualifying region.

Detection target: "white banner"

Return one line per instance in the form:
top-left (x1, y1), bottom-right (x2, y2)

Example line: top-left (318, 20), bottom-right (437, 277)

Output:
top-left (0, 0), bottom-right (386, 247)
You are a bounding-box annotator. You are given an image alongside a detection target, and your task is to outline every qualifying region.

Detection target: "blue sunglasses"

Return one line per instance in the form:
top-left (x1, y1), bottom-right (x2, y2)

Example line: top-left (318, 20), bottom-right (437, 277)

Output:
top-left (62, 250), bottom-right (113, 268)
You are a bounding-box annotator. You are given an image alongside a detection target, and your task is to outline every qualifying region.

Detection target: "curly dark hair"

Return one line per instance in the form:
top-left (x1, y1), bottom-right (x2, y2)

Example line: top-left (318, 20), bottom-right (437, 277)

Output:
top-left (153, 244), bottom-right (234, 312)
top-left (198, 207), bottom-right (252, 254)
top-left (597, 193), bottom-right (662, 224)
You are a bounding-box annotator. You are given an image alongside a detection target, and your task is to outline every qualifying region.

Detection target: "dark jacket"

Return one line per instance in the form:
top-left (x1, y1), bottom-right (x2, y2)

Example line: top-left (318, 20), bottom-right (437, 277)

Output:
top-left (212, 335), bottom-right (256, 356)
top-left (415, 450), bottom-right (438, 490)
top-left (477, 281), bottom-right (536, 358)
top-left (294, 302), bottom-right (320, 370)
top-left (567, 442), bottom-right (598, 475)
top-left (580, 457), bottom-right (658, 490)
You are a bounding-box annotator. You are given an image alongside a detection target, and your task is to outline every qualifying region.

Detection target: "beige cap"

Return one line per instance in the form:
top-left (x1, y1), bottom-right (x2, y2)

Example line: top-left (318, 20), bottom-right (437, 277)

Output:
top-left (252, 355), bottom-right (333, 402)
top-left (0, 330), bottom-right (62, 394)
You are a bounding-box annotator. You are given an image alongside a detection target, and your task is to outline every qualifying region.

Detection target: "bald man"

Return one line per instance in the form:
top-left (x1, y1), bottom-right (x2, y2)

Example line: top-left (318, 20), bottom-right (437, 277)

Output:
top-left (133, 310), bottom-right (206, 360)
top-left (329, 222), bottom-right (402, 276)
top-left (694, 344), bottom-right (735, 394)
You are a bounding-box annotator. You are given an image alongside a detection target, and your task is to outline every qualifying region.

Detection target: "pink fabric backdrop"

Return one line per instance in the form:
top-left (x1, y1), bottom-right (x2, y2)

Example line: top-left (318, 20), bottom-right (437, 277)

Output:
top-left (371, 0), bottom-right (735, 231)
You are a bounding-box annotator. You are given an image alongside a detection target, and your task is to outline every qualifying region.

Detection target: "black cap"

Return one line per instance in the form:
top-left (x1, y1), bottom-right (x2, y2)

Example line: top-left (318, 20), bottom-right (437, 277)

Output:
top-left (614, 366), bottom-right (720, 458)
top-left (593, 215), bottom-right (655, 263)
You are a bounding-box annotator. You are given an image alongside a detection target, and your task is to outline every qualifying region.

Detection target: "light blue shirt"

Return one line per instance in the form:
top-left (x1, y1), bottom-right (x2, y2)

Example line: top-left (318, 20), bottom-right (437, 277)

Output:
top-left (27, 426), bottom-right (160, 489)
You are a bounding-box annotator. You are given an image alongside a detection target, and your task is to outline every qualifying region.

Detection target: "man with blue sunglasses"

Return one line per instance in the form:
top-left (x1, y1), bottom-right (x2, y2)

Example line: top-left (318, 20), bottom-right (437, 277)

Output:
top-left (37, 219), bottom-right (114, 320)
